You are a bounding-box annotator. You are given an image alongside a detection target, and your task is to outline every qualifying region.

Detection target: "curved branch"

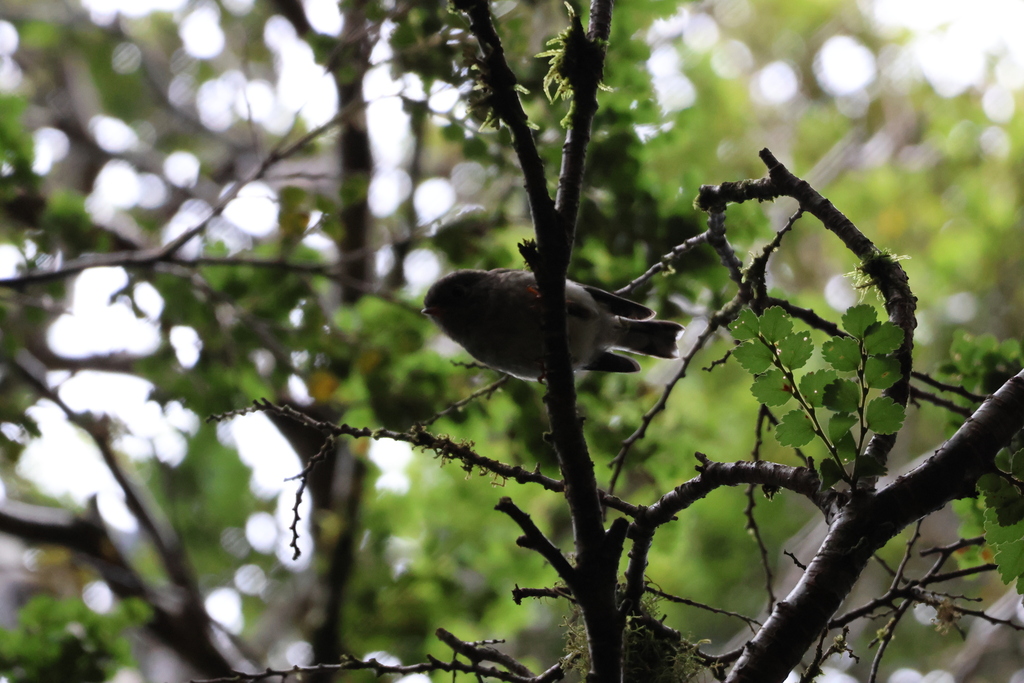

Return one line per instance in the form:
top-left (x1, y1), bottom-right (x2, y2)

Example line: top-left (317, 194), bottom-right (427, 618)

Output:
top-left (695, 150), bottom-right (918, 470)
top-left (756, 149), bottom-right (917, 469)
top-left (726, 370), bottom-right (1024, 682)
top-left (622, 455), bottom-right (830, 611)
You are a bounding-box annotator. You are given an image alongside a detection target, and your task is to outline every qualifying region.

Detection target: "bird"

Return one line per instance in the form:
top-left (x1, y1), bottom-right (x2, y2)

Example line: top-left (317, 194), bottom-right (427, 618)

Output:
top-left (422, 268), bottom-right (683, 381)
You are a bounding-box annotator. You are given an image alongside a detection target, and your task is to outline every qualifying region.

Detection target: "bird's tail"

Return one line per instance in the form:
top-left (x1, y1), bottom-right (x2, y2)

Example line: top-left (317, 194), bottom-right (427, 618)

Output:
top-left (619, 319), bottom-right (684, 359)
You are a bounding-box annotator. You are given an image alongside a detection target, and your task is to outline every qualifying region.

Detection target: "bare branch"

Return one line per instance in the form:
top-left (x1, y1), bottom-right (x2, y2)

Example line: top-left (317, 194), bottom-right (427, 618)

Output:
top-left (745, 484), bottom-right (776, 612)
top-left (614, 231), bottom-right (711, 297)
top-left (609, 306), bottom-right (733, 492)
top-left (191, 652), bottom-right (564, 683)
top-left (727, 369), bottom-right (1024, 682)
top-left (496, 497), bottom-right (577, 585)
top-left (646, 587), bottom-right (762, 632)
top-left (910, 371), bottom-right (987, 403)
top-left (512, 585), bottom-right (576, 604)
top-left (415, 375), bottom-right (510, 427)
top-left (436, 627), bottom-right (536, 678)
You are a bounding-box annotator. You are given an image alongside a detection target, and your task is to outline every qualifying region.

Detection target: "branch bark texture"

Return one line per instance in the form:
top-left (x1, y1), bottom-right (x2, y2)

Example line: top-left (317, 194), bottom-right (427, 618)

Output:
top-left (727, 370), bottom-right (1024, 682)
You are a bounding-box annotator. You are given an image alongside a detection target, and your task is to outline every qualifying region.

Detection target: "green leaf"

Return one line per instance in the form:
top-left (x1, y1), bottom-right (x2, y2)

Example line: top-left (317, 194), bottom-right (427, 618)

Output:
top-left (864, 356), bottom-right (902, 390)
top-left (865, 397), bottom-right (906, 434)
top-left (1010, 449), bottom-right (1024, 480)
top-left (823, 379), bottom-right (860, 413)
top-left (983, 508), bottom-right (1024, 590)
top-left (751, 369), bottom-right (794, 407)
top-left (995, 542), bottom-right (1024, 591)
top-left (995, 448), bottom-right (1014, 472)
top-left (828, 412), bottom-right (857, 444)
top-left (733, 340), bottom-right (773, 374)
top-left (998, 499), bottom-right (1024, 527)
top-left (776, 409), bottom-right (816, 447)
top-left (800, 370), bottom-right (838, 408)
top-left (835, 431), bottom-right (859, 463)
top-left (864, 322), bottom-right (904, 355)
top-left (984, 506), bottom-right (1024, 544)
top-left (978, 473), bottom-right (1024, 525)
top-left (758, 307), bottom-right (792, 344)
top-left (854, 455), bottom-right (888, 479)
top-left (819, 459), bottom-right (846, 489)
top-left (1001, 338), bottom-right (1022, 362)
top-left (730, 309), bottom-right (760, 341)
top-left (978, 472), bottom-right (1006, 494)
top-left (778, 332), bottom-right (814, 370)
top-left (841, 304), bottom-right (877, 339)
top-left (822, 336), bottom-right (861, 372)
top-left (0, 594), bottom-right (149, 683)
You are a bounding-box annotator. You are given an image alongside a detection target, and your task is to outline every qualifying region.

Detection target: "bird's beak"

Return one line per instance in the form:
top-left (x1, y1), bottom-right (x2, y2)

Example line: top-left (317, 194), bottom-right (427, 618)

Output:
top-left (422, 306), bottom-right (441, 318)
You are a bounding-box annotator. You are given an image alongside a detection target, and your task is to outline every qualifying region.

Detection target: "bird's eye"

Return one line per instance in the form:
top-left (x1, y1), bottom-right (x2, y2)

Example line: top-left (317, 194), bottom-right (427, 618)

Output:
top-left (449, 284), bottom-right (466, 299)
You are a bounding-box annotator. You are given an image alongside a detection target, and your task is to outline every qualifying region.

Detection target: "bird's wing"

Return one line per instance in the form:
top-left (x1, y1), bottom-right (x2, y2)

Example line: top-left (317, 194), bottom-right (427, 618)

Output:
top-left (581, 285), bottom-right (655, 320)
top-left (582, 352), bottom-right (641, 373)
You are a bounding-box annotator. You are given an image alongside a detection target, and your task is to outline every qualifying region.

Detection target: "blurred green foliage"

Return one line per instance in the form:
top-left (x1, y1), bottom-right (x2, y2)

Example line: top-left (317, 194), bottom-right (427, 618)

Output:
top-left (0, 594), bottom-right (149, 683)
top-left (0, 0), bottom-right (1022, 680)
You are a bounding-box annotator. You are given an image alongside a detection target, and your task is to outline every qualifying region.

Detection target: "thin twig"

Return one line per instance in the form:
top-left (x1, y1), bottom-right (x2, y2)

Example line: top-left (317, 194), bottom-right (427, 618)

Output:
top-left (747, 408), bottom-right (777, 611)
top-left (911, 370), bottom-right (987, 403)
top-left (608, 312), bottom-right (729, 493)
top-left (416, 375), bottom-right (510, 427)
top-left (436, 628), bottom-right (535, 678)
top-left (511, 585), bottom-right (576, 604)
top-left (867, 600), bottom-right (912, 683)
top-left (745, 484), bottom-right (776, 611)
top-left (889, 521), bottom-right (923, 591)
top-left (784, 550), bottom-right (807, 570)
top-left (614, 231), bottom-right (711, 296)
top-left (909, 385), bottom-right (974, 417)
top-left (646, 586), bottom-right (762, 632)
top-left (705, 211), bottom-right (744, 285)
top-left (920, 536), bottom-right (985, 556)
top-left (0, 106), bottom-right (357, 290)
top-left (190, 652), bottom-right (564, 683)
top-left (285, 436), bottom-right (336, 559)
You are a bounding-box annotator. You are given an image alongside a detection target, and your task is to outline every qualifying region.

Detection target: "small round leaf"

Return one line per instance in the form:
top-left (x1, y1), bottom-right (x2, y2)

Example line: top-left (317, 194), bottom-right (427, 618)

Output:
top-left (730, 309), bottom-right (760, 341)
top-left (758, 307), bottom-right (793, 344)
top-left (841, 304), bottom-right (878, 339)
top-left (865, 396), bottom-right (906, 434)
top-left (864, 356), bottom-right (902, 390)
top-left (822, 336), bottom-right (861, 372)
top-left (751, 369), bottom-right (794, 407)
top-left (733, 340), bottom-right (774, 374)
top-left (776, 409), bottom-right (816, 447)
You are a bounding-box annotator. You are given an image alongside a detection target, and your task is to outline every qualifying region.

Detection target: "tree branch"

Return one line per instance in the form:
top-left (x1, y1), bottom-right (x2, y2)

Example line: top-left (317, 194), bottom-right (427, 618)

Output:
top-left (622, 454), bottom-right (830, 613)
top-left (725, 370), bottom-right (1024, 682)
top-left (456, 1), bottom-right (624, 679)
top-left (496, 497), bottom-right (577, 585)
top-left (696, 149), bottom-right (918, 471)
